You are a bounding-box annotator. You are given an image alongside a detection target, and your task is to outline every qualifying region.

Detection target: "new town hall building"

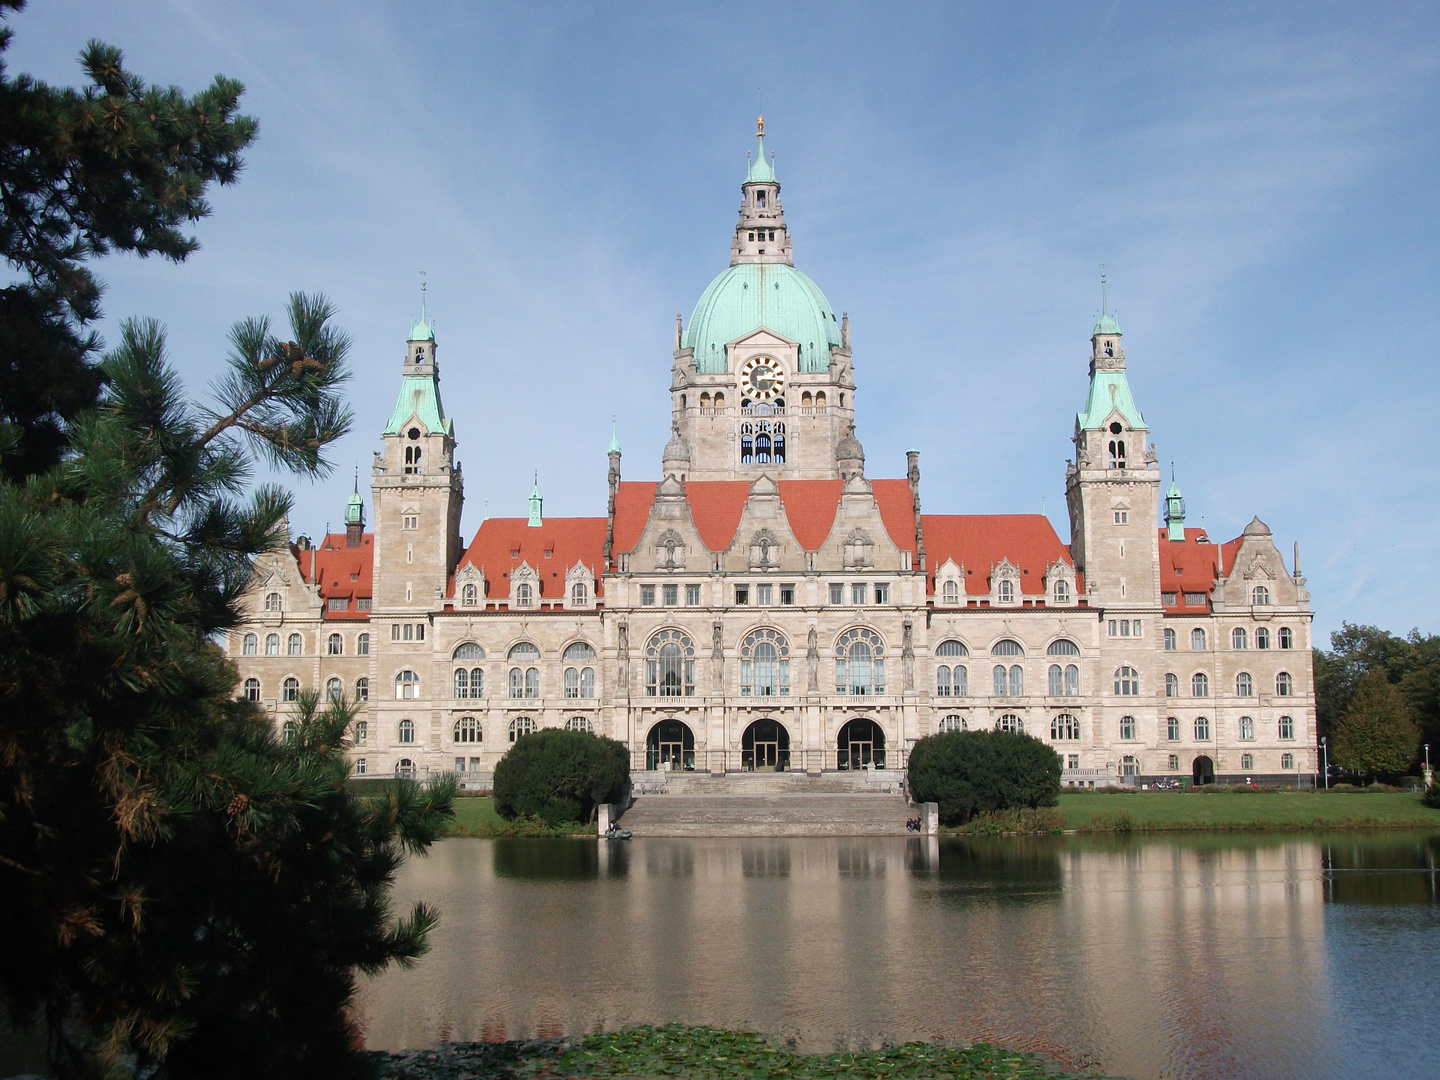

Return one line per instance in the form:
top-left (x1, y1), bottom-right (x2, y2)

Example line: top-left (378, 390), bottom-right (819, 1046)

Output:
top-left (227, 123), bottom-right (1316, 788)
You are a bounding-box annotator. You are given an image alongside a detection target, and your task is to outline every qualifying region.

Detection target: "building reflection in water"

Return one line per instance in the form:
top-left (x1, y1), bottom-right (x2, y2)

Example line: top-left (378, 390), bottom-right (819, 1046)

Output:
top-left (353, 834), bottom-right (1430, 1080)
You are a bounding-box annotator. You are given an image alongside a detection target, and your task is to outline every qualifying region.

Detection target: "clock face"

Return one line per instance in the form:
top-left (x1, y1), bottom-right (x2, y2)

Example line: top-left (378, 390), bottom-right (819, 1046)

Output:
top-left (740, 356), bottom-right (786, 402)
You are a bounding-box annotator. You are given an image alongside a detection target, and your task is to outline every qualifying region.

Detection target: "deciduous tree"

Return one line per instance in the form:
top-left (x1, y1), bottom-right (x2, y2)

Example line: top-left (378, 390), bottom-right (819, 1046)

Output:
top-left (1330, 671), bottom-right (1420, 780)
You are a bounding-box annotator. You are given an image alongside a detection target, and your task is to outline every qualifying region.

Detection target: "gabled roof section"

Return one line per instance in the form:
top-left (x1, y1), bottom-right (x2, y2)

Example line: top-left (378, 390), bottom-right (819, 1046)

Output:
top-left (458, 517), bottom-right (607, 600)
top-left (383, 375), bottom-right (451, 436)
top-left (774, 480), bottom-right (843, 549)
top-left (294, 533), bottom-right (374, 618)
top-left (1077, 370), bottom-right (1145, 431)
top-left (612, 481), bottom-right (660, 554)
top-left (1158, 527), bottom-right (1220, 610)
top-left (921, 515), bottom-right (1080, 596)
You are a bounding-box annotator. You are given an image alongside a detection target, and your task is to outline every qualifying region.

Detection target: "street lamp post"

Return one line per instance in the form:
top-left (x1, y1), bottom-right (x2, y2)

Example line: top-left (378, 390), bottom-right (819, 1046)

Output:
top-left (1320, 736), bottom-right (1328, 791)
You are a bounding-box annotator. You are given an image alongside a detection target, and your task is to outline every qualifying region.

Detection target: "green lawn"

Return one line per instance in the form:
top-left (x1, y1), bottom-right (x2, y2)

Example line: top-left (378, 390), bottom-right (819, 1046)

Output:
top-left (445, 796), bottom-right (589, 837)
top-left (1057, 789), bottom-right (1440, 832)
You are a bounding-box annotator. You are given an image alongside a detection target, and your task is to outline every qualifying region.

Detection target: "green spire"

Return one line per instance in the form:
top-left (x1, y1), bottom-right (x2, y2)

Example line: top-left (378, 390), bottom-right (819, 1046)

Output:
top-left (527, 472), bottom-right (543, 527)
top-left (1165, 466), bottom-right (1187, 542)
top-left (745, 115), bottom-right (776, 184)
top-left (345, 472), bottom-right (364, 526)
top-left (1093, 265), bottom-right (1120, 336)
top-left (608, 415), bottom-right (621, 455)
top-left (409, 272), bottom-right (434, 342)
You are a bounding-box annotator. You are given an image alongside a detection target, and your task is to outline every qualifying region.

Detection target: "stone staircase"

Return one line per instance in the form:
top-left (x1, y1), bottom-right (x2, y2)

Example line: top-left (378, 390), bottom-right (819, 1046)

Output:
top-left (616, 791), bottom-right (914, 837)
top-left (632, 769), bottom-right (907, 796)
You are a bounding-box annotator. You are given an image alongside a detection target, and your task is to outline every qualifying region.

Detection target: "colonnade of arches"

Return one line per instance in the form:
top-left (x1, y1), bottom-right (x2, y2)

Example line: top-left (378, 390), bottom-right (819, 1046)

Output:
top-left (642, 716), bottom-right (887, 772)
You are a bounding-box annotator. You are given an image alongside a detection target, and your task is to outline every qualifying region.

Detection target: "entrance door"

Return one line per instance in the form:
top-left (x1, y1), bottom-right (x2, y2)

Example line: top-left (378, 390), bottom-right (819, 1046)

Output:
top-left (837, 718), bottom-right (886, 770)
top-left (741, 719), bottom-right (790, 771)
top-left (646, 719), bottom-right (695, 771)
top-left (1192, 754), bottom-right (1215, 787)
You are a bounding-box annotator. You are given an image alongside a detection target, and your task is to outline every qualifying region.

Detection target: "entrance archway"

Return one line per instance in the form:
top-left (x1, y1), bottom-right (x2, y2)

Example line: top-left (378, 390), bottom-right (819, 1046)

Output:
top-left (646, 718), bottom-right (694, 771)
top-left (741, 719), bottom-right (791, 771)
top-left (1121, 755), bottom-right (1139, 784)
top-left (838, 718), bottom-right (886, 770)
top-left (1192, 754), bottom-right (1215, 787)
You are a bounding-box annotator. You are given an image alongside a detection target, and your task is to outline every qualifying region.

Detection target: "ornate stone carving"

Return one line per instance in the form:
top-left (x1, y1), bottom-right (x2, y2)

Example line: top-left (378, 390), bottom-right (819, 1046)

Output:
top-left (843, 527), bottom-right (874, 568)
top-left (806, 625), bottom-right (819, 692)
top-left (749, 528), bottom-right (779, 569)
top-left (656, 529), bottom-right (685, 569)
top-left (902, 619), bottom-right (915, 691)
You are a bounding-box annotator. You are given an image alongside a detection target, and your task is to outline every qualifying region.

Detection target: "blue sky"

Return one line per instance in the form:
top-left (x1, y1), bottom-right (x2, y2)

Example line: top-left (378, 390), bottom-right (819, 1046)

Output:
top-left (7, 1), bottom-right (1438, 642)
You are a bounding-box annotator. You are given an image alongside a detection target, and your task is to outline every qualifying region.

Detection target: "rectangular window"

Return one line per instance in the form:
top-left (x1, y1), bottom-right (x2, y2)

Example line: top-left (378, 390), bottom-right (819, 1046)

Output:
top-left (780, 585), bottom-right (795, 605)
top-left (830, 582), bottom-right (844, 605)
top-left (455, 757), bottom-right (466, 774)
top-left (1168, 754), bottom-right (1179, 771)
top-left (356, 598), bottom-right (371, 610)
top-left (1120, 620), bottom-right (1131, 637)
top-left (755, 584), bottom-right (773, 606)
top-left (1162, 592), bottom-right (1177, 606)
top-left (1184, 592), bottom-right (1207, 605)
top-left (662, 584), bottom-right (678, 606)
top-left (415, 622), bottom-right (424, 641)
top-left (1108, 620), bottom-right (1117, 637)
top-left (1113, 510), bottom-right (1128, 524)
top-left (391, 624), bottom-right (401, 641)
top-left (686, 584), bottom-right (702, 605)
top-left (1067, 754), bottom-right (1080, 770)
top-left (354, 758), bottom-right (366, 775)
top-left (735, 585), bottom-right (749, 605)
top-left (873, 583), bottom-right (889, 604)
top-left (851, 583), bottom-right (866, 604)
top-left (402, 515), bottom-right (418, 530)
top-left (640, 585), bottom-right (656, 606)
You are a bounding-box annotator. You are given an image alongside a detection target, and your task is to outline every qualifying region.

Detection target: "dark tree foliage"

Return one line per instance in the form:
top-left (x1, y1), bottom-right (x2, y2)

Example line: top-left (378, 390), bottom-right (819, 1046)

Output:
top-left (493, 729), bottom-right (630, 826)
top-left (0, 1), bottom-right (256, 478)
top-left (907, 730), bottom-right (1062, 826)
top-left (0, 295), bottom-right (454, 1080)
top-left (1330, 671), bottom-right (1420, 780)
top-left (1315, 622), bottom-right (1440, 764)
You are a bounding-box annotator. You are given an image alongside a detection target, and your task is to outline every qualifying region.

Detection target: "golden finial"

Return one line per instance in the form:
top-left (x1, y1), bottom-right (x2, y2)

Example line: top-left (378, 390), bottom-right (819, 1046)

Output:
top-left (757, 114), bottom-right (765, 137)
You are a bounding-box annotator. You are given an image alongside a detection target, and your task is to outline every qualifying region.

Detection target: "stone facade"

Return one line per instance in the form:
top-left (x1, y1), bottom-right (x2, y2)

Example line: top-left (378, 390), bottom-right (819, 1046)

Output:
top-left (226, 123), bottom-right (1317, 788)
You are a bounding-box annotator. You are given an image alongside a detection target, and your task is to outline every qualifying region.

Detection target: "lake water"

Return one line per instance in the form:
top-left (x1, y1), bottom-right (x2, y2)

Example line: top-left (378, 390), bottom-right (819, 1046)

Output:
top-left (354, 834), bottom-right (1440, 1080)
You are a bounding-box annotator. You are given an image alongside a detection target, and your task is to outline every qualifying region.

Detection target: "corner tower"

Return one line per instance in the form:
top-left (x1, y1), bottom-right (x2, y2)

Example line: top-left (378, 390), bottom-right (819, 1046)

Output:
top-left (1064, 297), bottom-right (1161, 606)
top-left (371, 293), bottom-right (464, 610)
top-left (668, 118), bottom-right (859, 481)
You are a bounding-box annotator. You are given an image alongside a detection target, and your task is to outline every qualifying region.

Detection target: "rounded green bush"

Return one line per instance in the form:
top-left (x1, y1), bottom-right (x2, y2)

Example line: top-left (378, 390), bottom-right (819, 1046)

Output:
top-left (908, 730), bottom-right (1062, 825)
top-left (493, 728), bottom-right (630, 825)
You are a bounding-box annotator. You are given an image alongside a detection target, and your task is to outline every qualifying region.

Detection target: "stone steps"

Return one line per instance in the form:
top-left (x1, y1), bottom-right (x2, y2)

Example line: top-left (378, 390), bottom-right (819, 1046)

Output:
top-left (639, 770), bottom-right (906, 796)
top-left (617, 793), bottom-right (914, 837)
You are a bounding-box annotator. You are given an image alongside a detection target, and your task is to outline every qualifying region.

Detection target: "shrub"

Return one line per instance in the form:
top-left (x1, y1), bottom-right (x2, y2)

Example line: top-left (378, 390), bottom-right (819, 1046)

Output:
top-left (1424, 781), bottom-right (1440, 809)
top-left (908, 730), bottom-right (1062, 825)
top-left (493, 728), bottom-right (629, 826)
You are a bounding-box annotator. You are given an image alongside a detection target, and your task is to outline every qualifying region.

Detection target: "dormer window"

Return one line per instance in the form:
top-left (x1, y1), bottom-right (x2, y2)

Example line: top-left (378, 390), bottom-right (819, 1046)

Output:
top-left (756, 190), bottom-right (767, 207)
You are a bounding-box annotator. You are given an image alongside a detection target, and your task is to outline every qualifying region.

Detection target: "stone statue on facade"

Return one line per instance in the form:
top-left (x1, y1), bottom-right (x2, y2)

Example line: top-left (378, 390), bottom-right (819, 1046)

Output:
top-left (902, 618), bottom-right (915, 692)
top-left (806, 625), bottom-right (819, 693)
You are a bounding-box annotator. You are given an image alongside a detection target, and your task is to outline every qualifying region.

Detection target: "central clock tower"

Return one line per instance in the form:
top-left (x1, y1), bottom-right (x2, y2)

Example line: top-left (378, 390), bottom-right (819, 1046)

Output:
top-left (664, 119), bottom-right (861, 482)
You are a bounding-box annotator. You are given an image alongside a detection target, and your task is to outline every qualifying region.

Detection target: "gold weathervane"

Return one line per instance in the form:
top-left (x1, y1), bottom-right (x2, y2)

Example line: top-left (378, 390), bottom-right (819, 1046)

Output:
top-left (757, 114), bottom-right (764, 137)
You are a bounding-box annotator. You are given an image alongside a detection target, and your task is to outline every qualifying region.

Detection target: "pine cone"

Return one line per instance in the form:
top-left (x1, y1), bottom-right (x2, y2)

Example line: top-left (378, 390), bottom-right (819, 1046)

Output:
top-left (226, 793), bottom-right (250, 816)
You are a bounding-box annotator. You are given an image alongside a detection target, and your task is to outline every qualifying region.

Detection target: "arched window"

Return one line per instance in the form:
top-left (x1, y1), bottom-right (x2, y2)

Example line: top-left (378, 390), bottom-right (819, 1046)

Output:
top-left (1192, 672), bottom-right (1209, 697)
top-left (714, 391), bottom-right (725, 408)
top-left (264, 592), bottom-right (282, 612)
top-left (1165, 673), bottom-right (1179, 698)
top-left (1048, 665), bottom-right (1063, 696)
top-left (1052, 714), bottom-right (1079, 740)
top-left (1252, 585), bottom-right (1271, 605)
top-left (398, 719), bottom-right (414, 744)
top-left (938, 714), bottom-right (967, 733)
top-left (740, 628), bottom-right (790, 696)
top-left (773, 425), bottom-right (785, 463)
top-left (461, 583), bottom-right (478, 606)
top-left (1008, 665), bottom-right (1023, 695)
top-left (396, 758), bottom-right (416, 778)
top-left (515, 583), bottom-right (532, 607)
top-left (451, 642), bottom-right (482, 662)
top-left (282, 677), bottom-right (299, 702)
top-left (355, 677), bottom-right (368, 702)
top-left (509, 716), bottom-right (536, 743)
top-left (395, 670), bottom-right (419, 700)
top-left (937, 663), bottom-right (967, 696)
top-left (1238, 715), bottom-right (1254, 741)
top-left (1166, 716), bottom-right (1180, 741)
top-left (646, 629), bottom-right (696, 697)
top-left (1276, 671), bottom-right (1293, 696)
top-left (1194, 716), bottom-right (1211, 741)
top-left (1232, 627), bottom-right (1247, 650)
top-left (571, 581), bottom-right (588, 606)
top-left (814, 390), bottom-right (825, 407)
top-left (1108, 439), bottom-right (1126, 468)
top-left (937, 665), bottom-right (952, 696)
top-left (942, 580), bottom-right (960, 604)
top-left (287, 633), bottom-right (303, 656)
top-left (453, 716), bottom-right (480, 743)
top-left (996, 713), bottom-right (1023, 734)
top-left (1241, 753), bottom-right (1254, 771)
top-left (1236, 672), bottom-right (1254, 696)
top-left (740, 423), bottom-right (753, 464)
top-left (755, 433), bottom-right (771, 463)
top-left (1053, 580), bottom-right (1070, 603)
top-left (938, 640), bottom-right (968, 657)
top-left (835, 628), bottom-right (885, 695)
top-left (564, 642), bottom-right (596, 662)
top-left (997, 579), bottom-right (1015, 604)
top-left (242, 633), bottom-right (257, 655)
top-left (1115, 667), bottom-right (1139, 695)
top-left (992, 665), bottom-right (1008, 696)
top-left (1064, 665), bottom-right (1078, 695)
top-left (1046, 639), bottom-right (1080, 657)
top-left (524, 668), bottom-right (539, 697)
top-left (1163, 627), bottom-right (1176, 651)
top-left (353, 720), bottom-right (367, 744)
top-left (1279, 627), bottom-right (1293, 649)
top-left (282, 720), bottom-right (298, 745)
top-left (243, 677), bottom-right (260, 702)
top-left (992, 639), bottom-right (1023, 657)
top-left (1278, 715), bottom-right (1294, 740)
top-left (265, 633), bottom-right (280, 655)
top-left (1120, 715), bottom-right (1136, 740)
top-left (454, 668), bottom-right (470, 698)
top-left (326, 677), bottom-right (343, 702)
top-left (1191, 627), bottom-right (1207, 650)
top-left (357, 633), bottom-right (370, 655)
top-left (509, 642), bottom-right (539, 661)
top-left (1255, 627), bottom-right (1271, 649)
top-left (328, 633), bottom-right (344, 655)
top-left (1281, 752), bottom-right (1294, 769)
top-left (566, 716), bottom-right (594, 733)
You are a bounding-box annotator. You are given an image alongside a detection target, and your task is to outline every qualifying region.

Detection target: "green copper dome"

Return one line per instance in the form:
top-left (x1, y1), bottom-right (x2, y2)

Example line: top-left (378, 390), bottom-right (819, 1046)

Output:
top-left (1093, 312), bottom-right (1120, 336)
top-left (409, 319), bottom-right (434, 342)
top-left (685, 263), bottom-right (841, 374)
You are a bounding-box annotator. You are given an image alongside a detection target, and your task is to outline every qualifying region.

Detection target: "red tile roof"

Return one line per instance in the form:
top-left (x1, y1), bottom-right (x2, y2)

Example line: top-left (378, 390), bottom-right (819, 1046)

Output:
top-left (294, 534), bottom-right (374, 618)
top-left (774, 480), bottom-right (844, 549)
top-left (920, 515), bottom-right (1079, 596)
top-left (612, 481), bottom-right (658, 554)
top-left (457, 517), bottom-right (608, 600)
top-left (1158, 528), bottom-right (1221, 611)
